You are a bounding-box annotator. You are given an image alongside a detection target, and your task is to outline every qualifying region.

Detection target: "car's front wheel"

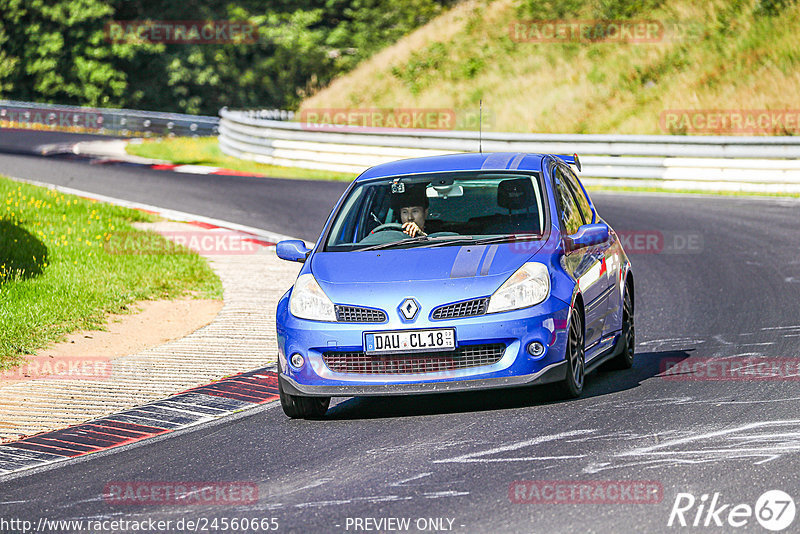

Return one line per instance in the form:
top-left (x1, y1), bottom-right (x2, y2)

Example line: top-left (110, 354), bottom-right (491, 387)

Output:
top-left (278, 376), bottom-right (330, 419)
top-left (555, 307), bottom-right (585, 399)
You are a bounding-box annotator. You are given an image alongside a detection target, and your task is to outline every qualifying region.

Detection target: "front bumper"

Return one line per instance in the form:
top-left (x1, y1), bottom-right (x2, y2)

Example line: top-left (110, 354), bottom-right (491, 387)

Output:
top-left (276, 293), bottom-right (571, 398)
top-left (279, 360), bottom-right (567, 396)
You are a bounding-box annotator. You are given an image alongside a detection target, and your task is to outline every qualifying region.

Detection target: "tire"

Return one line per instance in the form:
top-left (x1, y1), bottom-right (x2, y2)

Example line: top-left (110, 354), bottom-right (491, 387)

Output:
top-left (278, 376), bottom-right (330, 419)
top-left (604, 284), bottom-right (635, 371)
top-left (555, 307), bottom-right (585, 399)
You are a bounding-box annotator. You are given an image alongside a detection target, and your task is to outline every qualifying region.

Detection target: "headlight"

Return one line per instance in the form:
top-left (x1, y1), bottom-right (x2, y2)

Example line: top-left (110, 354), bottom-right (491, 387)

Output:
top-left (486, 262), bottom-right (550, 313)
top-left (289, 273), bottom-right (336, 321)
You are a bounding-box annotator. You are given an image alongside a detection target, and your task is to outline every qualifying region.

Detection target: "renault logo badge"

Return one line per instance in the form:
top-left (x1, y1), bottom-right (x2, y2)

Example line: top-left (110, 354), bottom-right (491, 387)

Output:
top-left (399, 298), bottom-right (419, 321)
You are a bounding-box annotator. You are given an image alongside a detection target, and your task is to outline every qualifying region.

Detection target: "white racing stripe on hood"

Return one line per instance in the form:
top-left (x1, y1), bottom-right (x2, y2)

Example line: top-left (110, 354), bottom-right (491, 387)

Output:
top-left (450, 245), bottom-right (488, 278)
top-left (479, 245), bottom-right (499, 276)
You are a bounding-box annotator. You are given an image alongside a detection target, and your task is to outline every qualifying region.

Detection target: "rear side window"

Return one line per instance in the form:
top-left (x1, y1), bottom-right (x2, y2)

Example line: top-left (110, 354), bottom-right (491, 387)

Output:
top-left (557, 166), bottom-right (593, 224)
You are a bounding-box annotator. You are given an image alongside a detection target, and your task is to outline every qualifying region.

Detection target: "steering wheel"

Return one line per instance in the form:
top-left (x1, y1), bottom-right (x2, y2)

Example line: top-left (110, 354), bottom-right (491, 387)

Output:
top-left (370, 223), bottom-right (405, 234)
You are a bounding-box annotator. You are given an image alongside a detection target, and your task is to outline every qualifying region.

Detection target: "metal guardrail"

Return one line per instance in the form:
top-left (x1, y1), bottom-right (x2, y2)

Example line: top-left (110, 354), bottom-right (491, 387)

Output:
top-left (235, 108), bottom-right (296, 122)
top-left (218, 108), bottom-right (800, 193)
top-left (0, 100), bottom-right (226, 137)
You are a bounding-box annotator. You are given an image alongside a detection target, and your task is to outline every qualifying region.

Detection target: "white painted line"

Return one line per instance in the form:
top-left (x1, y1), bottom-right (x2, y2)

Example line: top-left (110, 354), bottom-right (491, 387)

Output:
top-left (432, 429), bottom-right (594, 464)
top-left (295, 499), bottom-right (353, 508)
top-left (617, 419), bottom-right (800, 457)
top-left (390, 472), bottom-right (433, 486)
top-left (351, 495), bottom-right (413, 503)
top-left (587, 187), bottom-right (800, 202)
top-left (423, 491), bottom-right (470, 498)
top-left (279, 478), bottom-right (334, 496)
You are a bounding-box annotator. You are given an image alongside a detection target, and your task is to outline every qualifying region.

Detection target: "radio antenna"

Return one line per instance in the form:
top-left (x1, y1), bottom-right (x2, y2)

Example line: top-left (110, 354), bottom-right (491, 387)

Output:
top-left (479, 99), bottom-right (483, 153)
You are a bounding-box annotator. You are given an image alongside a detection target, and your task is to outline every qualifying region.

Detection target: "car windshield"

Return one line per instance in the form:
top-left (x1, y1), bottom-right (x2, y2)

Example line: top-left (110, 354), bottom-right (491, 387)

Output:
top-left (325, 171), bottom-right (547, 251)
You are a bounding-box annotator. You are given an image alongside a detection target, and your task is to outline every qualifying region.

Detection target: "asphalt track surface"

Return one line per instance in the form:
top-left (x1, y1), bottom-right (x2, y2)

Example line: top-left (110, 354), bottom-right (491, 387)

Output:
top-left (0, 128), bottom-right (120, 155)
top-left (2, 133), bottom-right (800, 533)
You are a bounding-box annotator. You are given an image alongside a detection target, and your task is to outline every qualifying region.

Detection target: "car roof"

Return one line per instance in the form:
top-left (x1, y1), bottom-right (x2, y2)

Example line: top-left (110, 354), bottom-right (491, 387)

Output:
top-left (356, 152), bottom-right (547, 181)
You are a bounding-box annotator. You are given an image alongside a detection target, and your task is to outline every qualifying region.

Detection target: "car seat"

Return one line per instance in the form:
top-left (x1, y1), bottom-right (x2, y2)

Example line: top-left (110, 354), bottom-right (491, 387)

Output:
top-left (484, 178), bottom-right (541, 235)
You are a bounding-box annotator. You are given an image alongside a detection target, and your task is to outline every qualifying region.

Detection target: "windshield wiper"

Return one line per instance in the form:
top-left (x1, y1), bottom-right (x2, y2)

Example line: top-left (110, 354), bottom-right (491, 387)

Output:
top-left (359, 235), bottom-right (463, 251)
top-left (359, 234), bottom-right (540, 252)
top-left (425, 234), bottom-right (542, 247)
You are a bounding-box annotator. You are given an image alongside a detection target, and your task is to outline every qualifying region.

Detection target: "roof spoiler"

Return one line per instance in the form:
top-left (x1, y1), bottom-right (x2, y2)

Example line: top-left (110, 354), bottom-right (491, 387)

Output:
top-left (555, 153), bottom-right (582, 172)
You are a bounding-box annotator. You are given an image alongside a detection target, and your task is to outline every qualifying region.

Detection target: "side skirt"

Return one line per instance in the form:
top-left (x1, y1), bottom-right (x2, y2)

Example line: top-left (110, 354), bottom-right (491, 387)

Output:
top-left (585, 331), bottom-right (622, 374)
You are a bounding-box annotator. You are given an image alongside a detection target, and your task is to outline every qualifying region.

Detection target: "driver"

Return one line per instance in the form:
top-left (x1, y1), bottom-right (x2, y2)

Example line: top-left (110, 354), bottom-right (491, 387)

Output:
top-left (392, 184), bottom-right (429, 237)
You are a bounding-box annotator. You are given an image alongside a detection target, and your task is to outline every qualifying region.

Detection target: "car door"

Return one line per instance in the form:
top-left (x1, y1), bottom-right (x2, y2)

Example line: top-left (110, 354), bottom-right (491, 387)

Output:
top-left (553, 164), bottom-right (607, 350)
top-left (561, 165), bottom-right (621, 338)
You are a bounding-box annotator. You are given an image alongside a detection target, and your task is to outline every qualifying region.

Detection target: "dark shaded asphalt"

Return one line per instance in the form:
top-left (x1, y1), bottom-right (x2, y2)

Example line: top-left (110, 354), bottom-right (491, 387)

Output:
top-left (0, 128), bottom-right (120, 155)
top-left (1, 147), bottom-right (800, 533)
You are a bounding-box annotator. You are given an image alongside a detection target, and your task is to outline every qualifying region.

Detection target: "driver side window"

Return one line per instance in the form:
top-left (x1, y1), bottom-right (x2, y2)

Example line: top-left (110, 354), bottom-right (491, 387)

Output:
top-left (559, 166), bottom-right (593, 224)
top-left (553, 168), bottom-right (584, 235)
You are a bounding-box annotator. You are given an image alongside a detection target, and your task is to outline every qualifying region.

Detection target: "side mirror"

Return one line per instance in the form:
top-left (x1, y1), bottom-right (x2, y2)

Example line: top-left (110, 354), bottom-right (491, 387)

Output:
top-left (567, 223), bottom-right (609, 250)
top-left (276, 240), bottom-right (311, 262)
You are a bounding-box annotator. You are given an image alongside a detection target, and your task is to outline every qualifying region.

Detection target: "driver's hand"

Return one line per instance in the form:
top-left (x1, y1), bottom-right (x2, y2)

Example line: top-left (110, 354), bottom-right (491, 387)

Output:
top-left (402, 222), bottom-right (426, 237)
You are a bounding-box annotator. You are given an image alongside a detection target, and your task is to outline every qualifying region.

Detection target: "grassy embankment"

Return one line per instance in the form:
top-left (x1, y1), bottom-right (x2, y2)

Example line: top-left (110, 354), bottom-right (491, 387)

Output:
top-left (0, 176), bottom-right (222, 370)
top-left (302, 0), bottom-right (800, 135)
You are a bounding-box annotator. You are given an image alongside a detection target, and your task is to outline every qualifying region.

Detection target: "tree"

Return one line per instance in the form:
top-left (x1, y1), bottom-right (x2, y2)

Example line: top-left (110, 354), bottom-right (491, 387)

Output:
top-left (0, 0), bottom-right (454, 113)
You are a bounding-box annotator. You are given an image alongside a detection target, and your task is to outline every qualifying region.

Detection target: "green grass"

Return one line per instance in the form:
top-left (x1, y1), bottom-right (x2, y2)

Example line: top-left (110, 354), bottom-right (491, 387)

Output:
top-left (0, 176), bottom-right (223, 370)
top-left (127, 137), bottom-right (356, 182)
top-left (585, 185), bottom-right (800, 198)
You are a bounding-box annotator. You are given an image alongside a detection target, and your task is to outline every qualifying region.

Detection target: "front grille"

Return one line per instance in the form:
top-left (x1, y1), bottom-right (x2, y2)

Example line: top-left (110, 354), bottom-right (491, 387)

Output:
top-left (322, 343), bottom-right (505, 374)
top-left (335, 305), bottom-right (387, 323)
top-left (431, 298), bottom-right (489, 319)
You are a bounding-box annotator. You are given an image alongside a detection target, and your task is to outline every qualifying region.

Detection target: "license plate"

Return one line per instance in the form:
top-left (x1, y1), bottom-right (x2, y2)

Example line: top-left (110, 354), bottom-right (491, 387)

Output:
top-left (364, 329), bottom-right (456, 355)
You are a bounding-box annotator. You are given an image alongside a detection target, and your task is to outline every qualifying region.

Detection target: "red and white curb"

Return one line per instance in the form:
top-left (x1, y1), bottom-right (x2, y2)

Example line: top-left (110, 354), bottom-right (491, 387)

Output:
top-left (67, 139), bottom-right (274, 178)
top-left (0, 369), bottom-right (280, 477)
top-left (149, 163), bottom-right (268, 178)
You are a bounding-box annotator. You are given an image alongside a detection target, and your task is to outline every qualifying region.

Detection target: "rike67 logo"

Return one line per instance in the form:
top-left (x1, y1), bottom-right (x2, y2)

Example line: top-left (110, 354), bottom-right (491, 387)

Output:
top-left (668, 490), bottom-right (796, 531)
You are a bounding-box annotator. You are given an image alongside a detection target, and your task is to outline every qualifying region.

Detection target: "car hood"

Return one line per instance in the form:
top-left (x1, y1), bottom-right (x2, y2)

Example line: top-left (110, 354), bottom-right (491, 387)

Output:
top-left (310, 242), bottom-right (547, 312)
top-left (311, 241), bottom-right (544, 284)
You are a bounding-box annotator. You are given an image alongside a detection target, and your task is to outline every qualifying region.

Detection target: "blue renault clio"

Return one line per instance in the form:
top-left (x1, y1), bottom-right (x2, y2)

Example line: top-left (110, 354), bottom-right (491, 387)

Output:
top-left (275, 153), bottom-right (634, 418)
